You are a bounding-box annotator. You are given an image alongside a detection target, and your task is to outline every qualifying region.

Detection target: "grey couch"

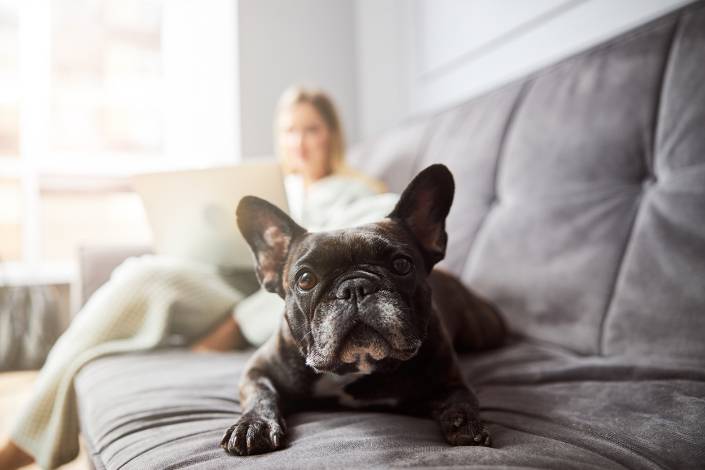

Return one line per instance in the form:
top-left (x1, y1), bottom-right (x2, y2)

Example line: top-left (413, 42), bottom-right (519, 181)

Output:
top-left (75, 3), bottom-right (705, 469)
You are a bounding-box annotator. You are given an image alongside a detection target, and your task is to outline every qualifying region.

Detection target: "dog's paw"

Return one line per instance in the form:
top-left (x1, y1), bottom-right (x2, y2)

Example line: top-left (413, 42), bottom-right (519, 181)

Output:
top-left (220, 413), bottom-right (286, 456)
top-left (438, 404), bottom-right (491, 447)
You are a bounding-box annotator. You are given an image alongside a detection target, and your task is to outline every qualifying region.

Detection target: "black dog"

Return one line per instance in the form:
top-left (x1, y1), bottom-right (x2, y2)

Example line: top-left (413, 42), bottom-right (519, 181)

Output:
top-left (221, 164), bottom-right (506, 456)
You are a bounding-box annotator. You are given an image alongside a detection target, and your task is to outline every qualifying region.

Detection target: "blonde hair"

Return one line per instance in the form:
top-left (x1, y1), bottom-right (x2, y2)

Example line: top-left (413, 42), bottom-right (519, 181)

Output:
top-left (275, 85), bottom-right (346, 175)
top-left (274, 85), bottom-right (387, 193)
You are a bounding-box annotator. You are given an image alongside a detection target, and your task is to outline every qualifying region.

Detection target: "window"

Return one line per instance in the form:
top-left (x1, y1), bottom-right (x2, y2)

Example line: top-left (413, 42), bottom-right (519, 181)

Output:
top-left (41, 0), bottom-right (164, 263)
top-left (0, 0), bottom-right (21, 263)
top-left (0, 0), bottom-right (239, 281)
top-left (0, 0), bottom-right (19, 156)
top-left (51, 0), bottom-right (163, 155)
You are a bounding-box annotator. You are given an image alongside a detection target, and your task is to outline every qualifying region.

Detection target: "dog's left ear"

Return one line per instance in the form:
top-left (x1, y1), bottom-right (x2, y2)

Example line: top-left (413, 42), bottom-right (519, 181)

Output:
top-left (388, 164), bottom-right (454, 271)
top-left (237, 196), bottom-right (306, 297)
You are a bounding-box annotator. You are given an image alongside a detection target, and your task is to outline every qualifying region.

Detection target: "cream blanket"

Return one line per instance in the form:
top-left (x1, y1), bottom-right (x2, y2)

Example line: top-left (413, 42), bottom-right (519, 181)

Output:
top-left (9, 175), bottom-right (398, 469)
top-left (9, 256), bottom-right (243, 469)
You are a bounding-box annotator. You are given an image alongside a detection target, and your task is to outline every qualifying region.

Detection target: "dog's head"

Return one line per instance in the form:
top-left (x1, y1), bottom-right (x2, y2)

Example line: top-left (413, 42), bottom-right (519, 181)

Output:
top-left (237, 164), bottom-right (454, 374)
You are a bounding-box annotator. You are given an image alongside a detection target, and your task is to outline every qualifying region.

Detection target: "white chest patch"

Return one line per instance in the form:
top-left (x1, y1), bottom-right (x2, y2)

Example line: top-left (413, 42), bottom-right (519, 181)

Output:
top-left (311, 372), bottom-right (400, 409)
top-left (312, 372), bottom-right (360, 398)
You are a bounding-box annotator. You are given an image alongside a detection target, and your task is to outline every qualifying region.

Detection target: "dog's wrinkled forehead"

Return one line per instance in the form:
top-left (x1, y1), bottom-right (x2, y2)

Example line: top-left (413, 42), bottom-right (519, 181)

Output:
top-left (287, 220), bottom-right (411, 273)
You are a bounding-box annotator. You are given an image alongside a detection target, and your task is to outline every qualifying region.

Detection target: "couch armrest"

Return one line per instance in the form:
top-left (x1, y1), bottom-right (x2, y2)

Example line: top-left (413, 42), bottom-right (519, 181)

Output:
top-left (78, 245), bottom-right (153, 308)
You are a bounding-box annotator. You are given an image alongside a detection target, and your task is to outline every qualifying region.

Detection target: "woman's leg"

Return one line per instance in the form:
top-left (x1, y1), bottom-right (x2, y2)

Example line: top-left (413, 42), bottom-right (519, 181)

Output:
top-left (3, 255), bottom-right (242, 469)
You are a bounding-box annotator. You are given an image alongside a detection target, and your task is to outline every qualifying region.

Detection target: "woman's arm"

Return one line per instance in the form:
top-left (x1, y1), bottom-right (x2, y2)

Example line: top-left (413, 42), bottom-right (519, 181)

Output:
top-left (191, 315), bottom-right (247, 352)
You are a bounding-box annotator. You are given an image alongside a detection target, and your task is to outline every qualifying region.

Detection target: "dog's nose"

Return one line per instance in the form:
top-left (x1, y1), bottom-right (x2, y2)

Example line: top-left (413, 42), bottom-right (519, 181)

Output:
top-left (335, 277), bottom-right (379, 300)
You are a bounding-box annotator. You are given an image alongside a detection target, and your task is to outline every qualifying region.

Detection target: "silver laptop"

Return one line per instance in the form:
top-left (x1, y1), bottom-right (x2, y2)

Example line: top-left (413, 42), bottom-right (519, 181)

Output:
top-left (132, 160), bottom-right (288, 269)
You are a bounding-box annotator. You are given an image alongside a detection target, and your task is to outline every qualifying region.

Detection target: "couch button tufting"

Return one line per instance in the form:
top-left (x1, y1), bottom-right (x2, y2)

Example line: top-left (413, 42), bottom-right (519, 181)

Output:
top-left (642, 176), bottom-right (657, 189)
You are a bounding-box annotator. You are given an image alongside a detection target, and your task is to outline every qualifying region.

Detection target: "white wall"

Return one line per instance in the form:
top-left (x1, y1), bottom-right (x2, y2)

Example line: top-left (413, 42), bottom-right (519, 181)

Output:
top-left (355, 0), bottom-right (695, 140)
top-left (238, 0), bottom-right (357, 157)
top-left (354, 0), bottom-right (411, 142)
top-left (237, 0), bottom-right (693, 151)
top-left (162, 0), bottom-right (239, 166)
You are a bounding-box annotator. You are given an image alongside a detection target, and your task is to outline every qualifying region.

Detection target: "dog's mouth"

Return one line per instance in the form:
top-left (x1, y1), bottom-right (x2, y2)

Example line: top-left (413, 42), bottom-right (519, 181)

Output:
top-left (308, 324), bottom-right (421, 374)
top-left (338, 325), bottom-right (387, 373)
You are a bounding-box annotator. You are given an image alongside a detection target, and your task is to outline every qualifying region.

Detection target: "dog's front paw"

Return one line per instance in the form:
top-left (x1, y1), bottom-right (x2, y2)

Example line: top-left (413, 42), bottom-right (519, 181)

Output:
top-left (438, 404), bottom-right (491, 447)
top-left (220, 412), bottom-right (286, 456)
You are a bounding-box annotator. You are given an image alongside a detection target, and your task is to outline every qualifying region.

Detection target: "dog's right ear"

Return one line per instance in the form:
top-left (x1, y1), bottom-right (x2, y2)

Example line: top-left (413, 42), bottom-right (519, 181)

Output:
top-left (237, 196), bottom-right (306, 297)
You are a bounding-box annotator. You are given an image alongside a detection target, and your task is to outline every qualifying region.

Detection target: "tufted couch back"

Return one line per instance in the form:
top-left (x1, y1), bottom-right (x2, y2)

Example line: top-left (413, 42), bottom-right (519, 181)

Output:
top-left (349, 2), bottom-right (705, 364)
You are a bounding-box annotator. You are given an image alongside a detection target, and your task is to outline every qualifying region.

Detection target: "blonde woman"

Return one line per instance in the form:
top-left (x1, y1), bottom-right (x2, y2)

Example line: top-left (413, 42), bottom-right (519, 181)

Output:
top-left (276, 85), bottom-right (388, 227)
top-left (0, 86), bottom-right (397, 470)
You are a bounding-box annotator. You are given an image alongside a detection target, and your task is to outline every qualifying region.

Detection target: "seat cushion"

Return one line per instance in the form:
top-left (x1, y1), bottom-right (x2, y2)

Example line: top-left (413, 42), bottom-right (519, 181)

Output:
top-left (75, 346), bottom-right (705, 469)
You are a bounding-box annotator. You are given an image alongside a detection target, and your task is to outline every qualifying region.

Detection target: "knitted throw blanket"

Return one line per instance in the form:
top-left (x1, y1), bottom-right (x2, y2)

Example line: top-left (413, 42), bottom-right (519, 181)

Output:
top-left (9, 256), bottom-right (242, 469)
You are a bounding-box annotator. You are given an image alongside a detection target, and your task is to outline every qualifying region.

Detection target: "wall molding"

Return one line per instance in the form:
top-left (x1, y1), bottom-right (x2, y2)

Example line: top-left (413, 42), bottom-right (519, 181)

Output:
top-left (417, 0), bottom-right (586, 83)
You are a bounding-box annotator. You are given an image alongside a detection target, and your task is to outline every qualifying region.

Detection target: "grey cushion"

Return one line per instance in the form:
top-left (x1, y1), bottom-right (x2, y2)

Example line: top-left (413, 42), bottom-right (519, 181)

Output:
top-left (75, 347), bottom-right (705, 469)
top-left (78, 2), bottom-right (705, 469)
top-left (602, 7), bottom-right (705, 361)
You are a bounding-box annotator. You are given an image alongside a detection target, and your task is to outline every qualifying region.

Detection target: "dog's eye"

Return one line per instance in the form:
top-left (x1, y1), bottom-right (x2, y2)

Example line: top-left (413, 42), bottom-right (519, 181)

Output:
top-left (392, 257), bottom-right (412, 275)
top-left (297, 270), bottom-right (318, 290)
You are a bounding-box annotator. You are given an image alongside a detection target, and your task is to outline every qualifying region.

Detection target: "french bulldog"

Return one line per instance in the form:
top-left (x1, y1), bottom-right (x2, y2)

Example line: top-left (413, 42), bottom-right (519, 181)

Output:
top-left (221, 164), bottom-right (506, 456)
